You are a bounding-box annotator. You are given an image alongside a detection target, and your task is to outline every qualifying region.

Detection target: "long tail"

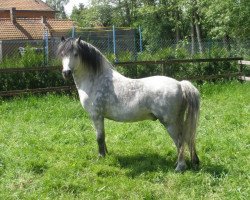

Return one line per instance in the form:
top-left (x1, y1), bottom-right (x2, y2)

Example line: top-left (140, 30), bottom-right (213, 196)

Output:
top-left (180, 80), bottom-right (200, 150)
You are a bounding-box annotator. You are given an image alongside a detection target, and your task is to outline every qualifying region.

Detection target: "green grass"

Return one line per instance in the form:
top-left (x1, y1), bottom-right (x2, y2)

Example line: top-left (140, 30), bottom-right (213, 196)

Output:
top-left (0, 81), bottom-right (249, 199)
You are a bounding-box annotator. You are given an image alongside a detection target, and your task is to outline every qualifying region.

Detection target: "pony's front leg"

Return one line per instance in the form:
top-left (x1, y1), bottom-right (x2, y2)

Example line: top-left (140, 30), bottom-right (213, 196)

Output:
top-left (92, 116), bottom-right (108, 157)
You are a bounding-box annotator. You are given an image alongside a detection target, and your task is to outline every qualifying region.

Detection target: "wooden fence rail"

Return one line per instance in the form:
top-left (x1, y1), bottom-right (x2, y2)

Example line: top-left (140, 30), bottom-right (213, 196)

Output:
top-left (0, 86), bottom-right (75, 97)
top-left (238, 60), bottom-right (250, 81)
top-left (115, 57), bottom-right (244, 81)
top-left (0, 66), bottom-right (61, 73)
top-left (115, 57), bottom-right (243, 66)
top-left (0, 57), bottom-right (245, 96)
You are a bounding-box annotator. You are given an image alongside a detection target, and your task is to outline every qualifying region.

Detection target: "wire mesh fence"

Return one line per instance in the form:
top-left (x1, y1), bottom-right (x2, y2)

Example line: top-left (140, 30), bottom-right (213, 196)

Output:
top-left (0, 27), bottom-right (249, 95)
top-left (0, 38), bottom-right (59, 68)
top-left (0, 27), bottom-right (249, 69)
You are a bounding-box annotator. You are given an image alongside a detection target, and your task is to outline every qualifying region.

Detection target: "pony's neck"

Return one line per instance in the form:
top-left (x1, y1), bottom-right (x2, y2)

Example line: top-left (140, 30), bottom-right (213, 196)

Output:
top-left (72, 58), bottom-right (112, 90)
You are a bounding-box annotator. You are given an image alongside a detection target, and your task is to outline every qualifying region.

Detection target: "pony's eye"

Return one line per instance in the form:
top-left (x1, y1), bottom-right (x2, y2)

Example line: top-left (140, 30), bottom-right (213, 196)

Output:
top-left (74, 52), bottom-right (78, 57)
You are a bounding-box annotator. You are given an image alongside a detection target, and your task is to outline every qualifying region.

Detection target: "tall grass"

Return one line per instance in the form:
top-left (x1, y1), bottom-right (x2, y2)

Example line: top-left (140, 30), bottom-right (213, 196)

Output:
top-left (0, 46), bottom-right (61, 69)
top-left (0, 47), bottom-right (44, 68)
top-left (0, 81), bottom-right (249, 199)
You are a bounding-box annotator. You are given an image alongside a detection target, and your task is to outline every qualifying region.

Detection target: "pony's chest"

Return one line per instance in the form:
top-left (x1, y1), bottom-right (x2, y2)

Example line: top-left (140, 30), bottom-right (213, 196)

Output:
top-left (78, 90), bottom-right (91, 109)
top-left (78, 89), bottom-right (105, 114)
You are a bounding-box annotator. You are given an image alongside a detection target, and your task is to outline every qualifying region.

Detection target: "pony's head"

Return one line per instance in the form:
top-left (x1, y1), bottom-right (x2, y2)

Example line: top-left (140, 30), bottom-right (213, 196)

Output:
top-left (57, 37), bottom-right (102, 79)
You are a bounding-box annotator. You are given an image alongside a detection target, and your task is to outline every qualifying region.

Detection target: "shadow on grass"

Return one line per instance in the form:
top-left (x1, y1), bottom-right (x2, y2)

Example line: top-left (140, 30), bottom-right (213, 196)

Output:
top-left (201, 164), bottom-right (229, 178)
top-left (116, 153), bottom-right (229, 178)
top-left (116, 153), bottom-right (176, 177)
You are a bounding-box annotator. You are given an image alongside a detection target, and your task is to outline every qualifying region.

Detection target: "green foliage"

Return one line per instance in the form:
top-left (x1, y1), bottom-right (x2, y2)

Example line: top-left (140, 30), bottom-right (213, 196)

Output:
top-left (0, 55), bottom-right (22, 68)
top-left (0, 43), bottom-right (62, 69)
top-left (115, 44), bottom-right (239, 79)
top-left (202, 0), bottom-right (250, 39)
top-left (0, 70), bottom-right (74, 92)
top-left (0, 46), bottom-right (45, 68)
top-left (71, 3), bottom-right (113, 27)
top-left (117, 51), bottom-right (135, 62)
top-left (135, 5), bottom-right (172, 42)
top-left (70, 0), bottom-right (249, 49)
top-left (0, 82), bottom-right (249, 199)
top-left (45, 0), bottom-right (69, 19)
top-left (20, 46), bottom-right (44, 67)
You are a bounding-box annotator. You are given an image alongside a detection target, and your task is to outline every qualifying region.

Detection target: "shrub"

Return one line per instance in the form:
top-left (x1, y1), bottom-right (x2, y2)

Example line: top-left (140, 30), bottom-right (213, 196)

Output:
top-left (0, 70), bottom-right (74, 92)
top-left (114, 45), bottom-right (239, 79)
top-left (0, 46), bottom-right (46, 68)
top-left (20, 46), bottom-right (44, 67)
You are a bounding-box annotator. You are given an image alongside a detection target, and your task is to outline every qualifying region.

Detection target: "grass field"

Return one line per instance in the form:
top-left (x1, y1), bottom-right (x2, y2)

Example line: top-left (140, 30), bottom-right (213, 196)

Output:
top-left (0, 81), bottom-right (249, 199)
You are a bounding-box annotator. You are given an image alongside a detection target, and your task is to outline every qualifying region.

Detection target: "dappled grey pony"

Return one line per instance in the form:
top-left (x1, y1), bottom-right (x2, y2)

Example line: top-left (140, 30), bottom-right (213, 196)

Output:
top-left (58, 37), bottom-right (200, 172)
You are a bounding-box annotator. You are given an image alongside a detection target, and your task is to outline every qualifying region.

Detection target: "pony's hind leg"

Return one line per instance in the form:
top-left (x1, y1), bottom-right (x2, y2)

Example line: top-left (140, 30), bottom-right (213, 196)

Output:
top-left (166, 123), bottom-right (187, 172)
top-left (183, 124), bottom-right (199, 170)
top-left (92, 116), bottom-right (108, 157)
top-left (187, 139), bottom-right (199, 170)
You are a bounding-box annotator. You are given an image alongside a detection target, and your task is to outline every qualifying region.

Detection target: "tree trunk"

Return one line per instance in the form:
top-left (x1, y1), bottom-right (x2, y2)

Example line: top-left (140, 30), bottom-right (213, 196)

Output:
top-left (194, 12), bottom-right (203, 53)
top-left (191, 0), bottom-right (203, 53)
top-left (175, 10), bottom-right (180, 43)
top-left (124, 0), bottom-right (131, 25)
top-left (190, 21), bottom-right (195, 55)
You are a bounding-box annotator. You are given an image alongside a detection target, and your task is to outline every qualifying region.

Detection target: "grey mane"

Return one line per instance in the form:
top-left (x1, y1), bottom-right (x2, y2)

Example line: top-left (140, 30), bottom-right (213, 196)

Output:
top-left (57, 37), bottom-right (102, 73)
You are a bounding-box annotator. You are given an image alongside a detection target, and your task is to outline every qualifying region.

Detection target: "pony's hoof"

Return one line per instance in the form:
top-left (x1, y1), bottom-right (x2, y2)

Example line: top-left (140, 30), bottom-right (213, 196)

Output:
top-left (191, 163), bottom-right (200, 171)
top-left (175, 163), bottom-right (187, 172)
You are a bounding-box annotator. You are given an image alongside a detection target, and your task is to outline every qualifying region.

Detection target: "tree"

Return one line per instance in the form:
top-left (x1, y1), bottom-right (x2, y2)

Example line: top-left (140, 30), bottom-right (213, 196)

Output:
top-left (202, 0), bottom-right (250, 39)
top-left (91, 0), bottom-right (140, 26)
top-left (71, 2), bottom-right (113, 27)
top-left (191, 0), bottom-right (203, 52)
top-left (70, 0), bottom-right (249, 41)
top-left (46, 0), bottom-right (69, 19)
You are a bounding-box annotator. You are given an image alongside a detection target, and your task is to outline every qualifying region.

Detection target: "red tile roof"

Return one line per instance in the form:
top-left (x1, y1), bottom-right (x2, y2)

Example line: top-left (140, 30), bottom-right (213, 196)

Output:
top-left (0, 18), bottom-right (74, 40)
top-left (0, 19), bottom-right (27, 39)
top-left (0, 0), bottom-right (54, 11)
top-left (47, 19), bottom-right (74, 37)
top-left (0, 0), bottom-right (74, 40)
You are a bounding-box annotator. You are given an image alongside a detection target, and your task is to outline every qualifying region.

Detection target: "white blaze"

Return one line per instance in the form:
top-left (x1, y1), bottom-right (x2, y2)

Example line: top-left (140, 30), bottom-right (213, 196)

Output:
top-left (62, 56), bottom-right (71, 71)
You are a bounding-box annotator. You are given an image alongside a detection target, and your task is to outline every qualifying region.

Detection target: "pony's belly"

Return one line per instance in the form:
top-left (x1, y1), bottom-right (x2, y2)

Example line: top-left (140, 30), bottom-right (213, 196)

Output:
top-left (104, 108), bottom-right (157, 122)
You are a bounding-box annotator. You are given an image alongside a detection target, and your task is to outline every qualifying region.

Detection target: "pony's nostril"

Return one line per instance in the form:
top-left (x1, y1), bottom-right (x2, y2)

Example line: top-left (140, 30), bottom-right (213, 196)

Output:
top-left (62, 70), bottom-right (72, 79)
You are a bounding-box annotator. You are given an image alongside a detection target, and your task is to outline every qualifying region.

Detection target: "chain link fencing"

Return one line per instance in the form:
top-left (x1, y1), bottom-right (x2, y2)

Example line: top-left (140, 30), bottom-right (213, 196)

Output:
top-left (0, 27), bottom-right (249, 68)
top-left (0, 27), bottom-right (249, 94)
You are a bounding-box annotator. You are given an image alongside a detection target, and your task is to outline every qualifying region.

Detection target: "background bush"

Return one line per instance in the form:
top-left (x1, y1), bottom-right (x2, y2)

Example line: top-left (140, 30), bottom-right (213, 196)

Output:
top-left (115, 46), bottom-right (240, 79)
top-left (0, 70), bottom-right (74, 92)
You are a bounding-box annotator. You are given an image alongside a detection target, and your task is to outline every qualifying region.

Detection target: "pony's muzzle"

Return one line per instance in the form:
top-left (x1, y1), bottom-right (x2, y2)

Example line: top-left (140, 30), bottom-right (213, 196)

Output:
top-left (62, 70), bottom-right (72, 79)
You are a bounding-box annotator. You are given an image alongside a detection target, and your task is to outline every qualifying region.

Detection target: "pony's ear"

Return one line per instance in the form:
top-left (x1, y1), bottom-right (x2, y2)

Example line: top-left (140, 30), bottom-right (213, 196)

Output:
top-left (61, 36), bottom-right (66, 42)
top-left (77, 36), bottom-right (82, 44)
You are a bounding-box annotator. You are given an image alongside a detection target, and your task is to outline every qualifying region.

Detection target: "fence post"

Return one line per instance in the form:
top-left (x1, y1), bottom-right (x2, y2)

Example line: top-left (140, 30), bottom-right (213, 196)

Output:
top-left (72, 26), bottom-right (75, 38)
top-left (139, 26), bottom-right (143, 52)
top-left (43, 29), bottom-right (49, 66)
top-left (107, 32), bottom-right (110, 53)
top-left (112, 25), bottom-right (117, 62)
top-left (133, 30), bottom-right (137, 61)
